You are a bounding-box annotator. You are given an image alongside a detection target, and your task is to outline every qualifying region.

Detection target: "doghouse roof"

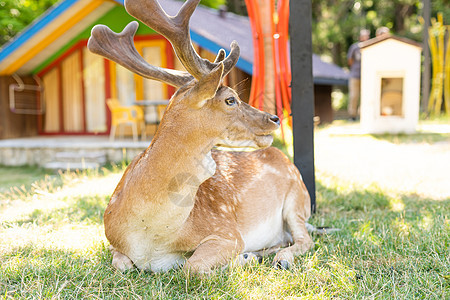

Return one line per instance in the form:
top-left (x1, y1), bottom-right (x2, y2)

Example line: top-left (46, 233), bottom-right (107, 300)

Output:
top-left (359, 34), bottom-right (422, 49)
top-left (0, 0), bottom-right (348, 85)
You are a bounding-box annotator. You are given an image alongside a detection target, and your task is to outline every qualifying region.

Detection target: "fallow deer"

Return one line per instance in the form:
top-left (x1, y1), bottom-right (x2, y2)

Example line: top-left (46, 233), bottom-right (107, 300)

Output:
top-left (88, 0), bottom-right (313, 274)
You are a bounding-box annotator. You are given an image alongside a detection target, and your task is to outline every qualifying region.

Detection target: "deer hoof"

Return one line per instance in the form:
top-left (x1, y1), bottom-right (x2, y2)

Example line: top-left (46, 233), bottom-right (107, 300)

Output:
top-left (238, 252), bottom-right (261, 265)
top-left (257, 254), bottom-right (263, 264)
top-left (274, 259), bottom-right (290, 270)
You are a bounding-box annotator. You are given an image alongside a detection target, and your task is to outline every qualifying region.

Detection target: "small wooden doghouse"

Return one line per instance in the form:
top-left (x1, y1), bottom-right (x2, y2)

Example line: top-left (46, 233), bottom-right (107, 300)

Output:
top-left (360, 35), bottom-right (422, 133)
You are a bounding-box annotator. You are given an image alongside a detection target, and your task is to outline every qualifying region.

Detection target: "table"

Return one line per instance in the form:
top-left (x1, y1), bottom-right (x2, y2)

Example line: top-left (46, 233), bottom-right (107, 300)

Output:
top-left (133, 100), bottom-right (170, 134)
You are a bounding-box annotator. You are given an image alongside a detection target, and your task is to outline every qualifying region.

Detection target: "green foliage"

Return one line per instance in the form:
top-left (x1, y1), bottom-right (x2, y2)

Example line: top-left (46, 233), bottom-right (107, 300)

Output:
top-left (431, 0), bottom-right (450, 24)
top-left (313, 0), bottom-right (417, 67)
top-left (200, 0), bottom-right (225, 9)
top-left (0, 0), bottom-right (58, 46)
top-left (312, 0), bottom-right (449, 67)
top-left (225, 0), bottom-right (449, 67)
top-left (226, 0), bottom-right (247, 16)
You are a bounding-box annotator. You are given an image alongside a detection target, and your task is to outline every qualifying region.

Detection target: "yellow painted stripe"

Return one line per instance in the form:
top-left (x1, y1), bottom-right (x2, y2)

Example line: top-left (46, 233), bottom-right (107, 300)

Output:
top-left (1, 0), bottom-right (104, 75)
top-left (110, 60), bottom-right (117, 99)
top-left (135, 73), bottom-right (144, 100)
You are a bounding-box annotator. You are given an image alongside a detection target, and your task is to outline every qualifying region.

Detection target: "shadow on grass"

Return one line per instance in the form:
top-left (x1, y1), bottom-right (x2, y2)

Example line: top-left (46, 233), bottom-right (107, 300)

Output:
top-left (0, 165), bottom-right (53, 192)
top-left (370, 132), bottom-right (450, 144)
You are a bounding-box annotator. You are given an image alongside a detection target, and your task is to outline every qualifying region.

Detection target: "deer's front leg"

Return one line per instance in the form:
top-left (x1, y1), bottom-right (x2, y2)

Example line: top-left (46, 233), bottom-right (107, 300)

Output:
top-left (110, 246), bottom-right (134, 272)
top-left (273, 224), bottom-right (314, 269)
top-left (183, 235), bottom-right (244, 274)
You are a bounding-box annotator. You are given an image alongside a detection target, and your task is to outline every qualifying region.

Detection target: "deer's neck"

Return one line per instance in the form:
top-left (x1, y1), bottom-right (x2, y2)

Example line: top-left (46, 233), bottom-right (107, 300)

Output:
top-left (150, 131), bottom-right (216, 179)
top-left (131, 124), bottom-right (217, 209)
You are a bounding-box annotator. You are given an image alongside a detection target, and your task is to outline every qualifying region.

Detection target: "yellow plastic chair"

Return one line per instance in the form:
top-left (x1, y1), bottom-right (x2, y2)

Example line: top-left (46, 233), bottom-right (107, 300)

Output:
top-left (107, 99), bottom-right (146, 142)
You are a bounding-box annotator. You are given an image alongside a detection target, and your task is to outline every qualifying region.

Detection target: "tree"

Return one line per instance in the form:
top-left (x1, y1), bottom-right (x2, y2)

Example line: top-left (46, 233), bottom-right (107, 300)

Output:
top-left (0, 0), bottom-right (58, 46)
top-left (311, 0), bottom-right (449, 67)
top-left (200, 0), bottom-right (226, 9)
top-left (226, 0), bottom-right (247, 15)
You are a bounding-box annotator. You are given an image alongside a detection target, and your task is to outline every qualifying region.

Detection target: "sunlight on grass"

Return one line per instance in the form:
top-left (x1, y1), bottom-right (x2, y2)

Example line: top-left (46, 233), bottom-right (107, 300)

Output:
top-left (0, 166), bottom-right (121, 257)
top-left (1, 223), bottom-right (105, 253)
top-left (389, 197), bottom-right (405, 212)
top-left (315, 122), bottom-right (450, 201)
top-left (354, 221), bottom-right (381, 246)
top-left (418, 214), bottom-right (434, 231)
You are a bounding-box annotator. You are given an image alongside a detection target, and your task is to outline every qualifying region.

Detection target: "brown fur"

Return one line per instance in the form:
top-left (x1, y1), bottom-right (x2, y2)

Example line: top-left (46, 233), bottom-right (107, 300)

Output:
top-left (174, 148), bottom-right (313, 273)
top-left (104, 144), bottom-right (314, 273)
top-left (92, 0), bottom-right (313, 274)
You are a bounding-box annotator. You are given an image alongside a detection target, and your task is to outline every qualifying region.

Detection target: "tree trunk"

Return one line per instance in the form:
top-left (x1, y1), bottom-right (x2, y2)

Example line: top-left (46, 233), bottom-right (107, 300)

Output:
top-left (332, 41), bottom-right (342, 67)
top-left (394, 3), bottom-right (413, 34)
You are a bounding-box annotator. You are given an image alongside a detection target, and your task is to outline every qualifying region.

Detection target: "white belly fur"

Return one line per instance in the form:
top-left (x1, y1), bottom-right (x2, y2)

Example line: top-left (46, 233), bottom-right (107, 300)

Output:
top-left (241, 212), bottom-right (290, 252)
top-left (127, 239), bottom-right (186, 272)
top-left (124, 219), bottom-right (186, 272)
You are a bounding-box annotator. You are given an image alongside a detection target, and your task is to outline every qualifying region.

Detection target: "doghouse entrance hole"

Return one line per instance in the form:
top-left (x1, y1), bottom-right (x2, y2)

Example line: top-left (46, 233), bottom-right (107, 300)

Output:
top-left (380, 77), bottom-right (403, 116)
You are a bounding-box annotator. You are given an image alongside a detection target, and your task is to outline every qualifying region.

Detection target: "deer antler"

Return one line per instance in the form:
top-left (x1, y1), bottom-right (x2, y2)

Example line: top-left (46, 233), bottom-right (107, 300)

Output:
top-left (124, 0), bottom-right (240, 80)
top-left (88, 21), bottom-right (194, 88)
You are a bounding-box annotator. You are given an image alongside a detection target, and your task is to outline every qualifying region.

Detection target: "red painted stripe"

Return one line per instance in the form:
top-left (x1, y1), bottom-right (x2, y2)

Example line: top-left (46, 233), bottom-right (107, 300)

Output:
top-left (165, 39), bottom-right (176, 97)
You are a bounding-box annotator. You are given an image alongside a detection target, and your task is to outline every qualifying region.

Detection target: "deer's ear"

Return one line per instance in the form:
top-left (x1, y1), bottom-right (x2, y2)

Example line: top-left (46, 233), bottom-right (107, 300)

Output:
top-left (188, 62), bottom-right (224, 108)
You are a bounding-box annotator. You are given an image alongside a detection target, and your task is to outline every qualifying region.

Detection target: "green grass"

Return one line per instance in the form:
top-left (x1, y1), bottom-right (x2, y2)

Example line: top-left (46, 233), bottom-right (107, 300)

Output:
top-left (0, 166), bottom-right (448, 299)
top-left (0, 165), bottom-right (52, 192)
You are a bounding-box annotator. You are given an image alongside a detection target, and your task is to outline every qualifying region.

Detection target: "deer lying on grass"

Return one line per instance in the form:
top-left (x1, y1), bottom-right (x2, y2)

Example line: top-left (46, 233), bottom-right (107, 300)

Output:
top-left (88, 0), bottom-right (313, 274)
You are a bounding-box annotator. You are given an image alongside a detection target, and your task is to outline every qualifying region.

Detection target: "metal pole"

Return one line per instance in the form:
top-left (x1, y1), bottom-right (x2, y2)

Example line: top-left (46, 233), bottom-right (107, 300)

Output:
top-left (289, 0), bottom-right (316, 213)
top-left (421, 0), bottom-right (431, 114)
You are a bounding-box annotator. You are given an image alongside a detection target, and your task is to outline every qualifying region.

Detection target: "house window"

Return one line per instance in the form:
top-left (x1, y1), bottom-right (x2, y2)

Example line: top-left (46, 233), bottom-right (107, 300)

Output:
top-left (109, 38), bottom-right (170, 125)
top-left (39, 42), bottom-right (108, 134)
top-left (142, 46), bottom-right (164, 100)
top-left (110, 39), bottom-right (169, 104)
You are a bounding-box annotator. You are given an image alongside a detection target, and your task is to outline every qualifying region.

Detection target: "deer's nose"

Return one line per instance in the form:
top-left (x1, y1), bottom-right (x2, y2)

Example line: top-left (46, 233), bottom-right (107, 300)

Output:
top-left (269, 114), bottom-right (280, 125)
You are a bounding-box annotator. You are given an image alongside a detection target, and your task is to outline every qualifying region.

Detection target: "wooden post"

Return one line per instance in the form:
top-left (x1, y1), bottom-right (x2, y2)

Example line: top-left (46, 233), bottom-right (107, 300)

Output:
top-left (289, 0), bottom-right (316, 212)
top-left (421, 0), bottom-right (431, 114)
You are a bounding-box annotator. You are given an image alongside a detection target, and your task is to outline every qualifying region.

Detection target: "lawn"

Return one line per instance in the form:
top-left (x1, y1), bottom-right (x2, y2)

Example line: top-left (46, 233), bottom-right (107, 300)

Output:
top-left (0, 166), bottom-right (52, 193)
top-left (0, 126), bottom-right (449, 299)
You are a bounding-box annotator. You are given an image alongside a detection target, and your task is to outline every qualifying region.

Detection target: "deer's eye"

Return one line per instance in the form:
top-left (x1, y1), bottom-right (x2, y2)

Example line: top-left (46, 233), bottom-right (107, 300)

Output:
top-left (225, 97), bottom-right (237, 106)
